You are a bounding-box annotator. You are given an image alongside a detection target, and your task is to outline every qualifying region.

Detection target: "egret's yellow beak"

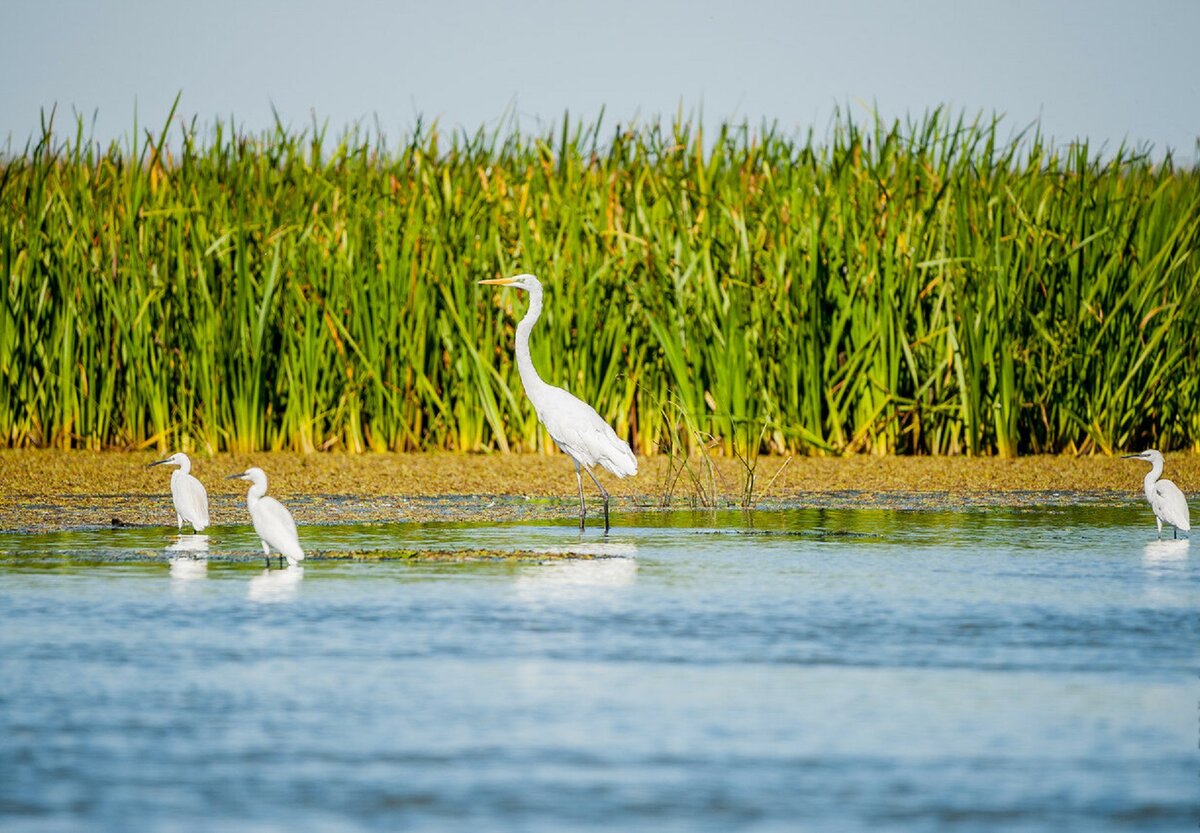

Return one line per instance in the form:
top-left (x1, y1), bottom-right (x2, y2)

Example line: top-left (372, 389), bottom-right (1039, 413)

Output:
top-left (478, 277), bottom-right (517, 286)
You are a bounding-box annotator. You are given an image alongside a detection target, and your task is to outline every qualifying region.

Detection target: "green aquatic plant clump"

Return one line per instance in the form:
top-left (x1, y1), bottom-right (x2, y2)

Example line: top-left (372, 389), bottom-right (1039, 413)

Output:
top-left (1, 106), bottom-right (1198, 456)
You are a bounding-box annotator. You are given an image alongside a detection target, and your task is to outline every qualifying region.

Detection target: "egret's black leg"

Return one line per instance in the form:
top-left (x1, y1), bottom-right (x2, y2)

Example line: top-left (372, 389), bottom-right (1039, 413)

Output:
top-left (584, 468), bottom-right (611, 533)
top-left (575, 462), bottom-right (586, 530)
top-left (1173, 526), bottom-right (1177, 539)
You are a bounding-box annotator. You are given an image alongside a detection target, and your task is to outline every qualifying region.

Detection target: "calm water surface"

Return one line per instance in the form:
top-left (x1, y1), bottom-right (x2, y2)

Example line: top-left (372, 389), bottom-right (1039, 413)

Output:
top-left (0, 503), bottom-right (1196, 832)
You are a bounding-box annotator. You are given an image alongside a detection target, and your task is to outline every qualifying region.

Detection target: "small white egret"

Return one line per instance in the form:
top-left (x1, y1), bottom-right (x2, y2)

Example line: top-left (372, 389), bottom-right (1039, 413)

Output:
top-left (479, 273), bottom-right (637, 531)
top-left (1122, 449), bottom-right (1191, 539)
top-left (226, 467), bottom-right (305, 567)
top-left (147, 452), bottom-right (210, 532)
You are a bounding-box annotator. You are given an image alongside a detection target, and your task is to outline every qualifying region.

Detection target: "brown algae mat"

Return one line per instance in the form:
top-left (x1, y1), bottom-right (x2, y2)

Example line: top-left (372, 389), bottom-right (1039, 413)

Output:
top-left (0, 449), bottom-right (1191, 534)
top-left (89, 547), bottom-right (614, 565)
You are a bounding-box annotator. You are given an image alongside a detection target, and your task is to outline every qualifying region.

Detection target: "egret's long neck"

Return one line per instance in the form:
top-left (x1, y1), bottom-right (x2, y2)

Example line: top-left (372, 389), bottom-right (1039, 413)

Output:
top-left (176, 457), bottom-right (191, 475)
top-left (1143, 458), bottom-right (1163, 499)
top-left (246, 480), bottom-right (267, 509)
top-left (514, 284), bottom-right (551, 398)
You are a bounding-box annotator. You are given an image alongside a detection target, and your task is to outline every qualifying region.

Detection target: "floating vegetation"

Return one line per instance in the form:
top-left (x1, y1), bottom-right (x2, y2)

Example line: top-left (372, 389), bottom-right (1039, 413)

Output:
top-left (695, 529), bottom-right (881, 539)
top-left (0, 547), bottom-right (610, 565)
top-left (2, 106), bottom-right (1198, 456)
top-left (309, 548), bottom-right (624, 563)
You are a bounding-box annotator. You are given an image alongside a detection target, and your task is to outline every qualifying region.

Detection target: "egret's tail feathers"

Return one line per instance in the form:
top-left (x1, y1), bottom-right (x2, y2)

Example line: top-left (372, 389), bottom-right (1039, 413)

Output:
top-left (600, 443), bottom-right (638, 478)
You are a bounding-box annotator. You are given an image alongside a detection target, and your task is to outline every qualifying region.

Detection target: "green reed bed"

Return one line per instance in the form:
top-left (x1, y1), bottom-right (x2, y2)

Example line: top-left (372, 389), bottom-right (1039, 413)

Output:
top-left (1, 108), bottom-right (1197, 456)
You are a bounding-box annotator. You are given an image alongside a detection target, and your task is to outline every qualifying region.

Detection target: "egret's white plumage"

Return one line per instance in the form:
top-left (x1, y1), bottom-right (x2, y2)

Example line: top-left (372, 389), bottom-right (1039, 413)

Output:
top-left (479, 273), bottom-right (637, 530)
top-left (1122, 449), bottom-right (1191, 538)
top-left (226, 467), bottom-right (305, 566)
top-left (148, 452), bottom-right (209, 532)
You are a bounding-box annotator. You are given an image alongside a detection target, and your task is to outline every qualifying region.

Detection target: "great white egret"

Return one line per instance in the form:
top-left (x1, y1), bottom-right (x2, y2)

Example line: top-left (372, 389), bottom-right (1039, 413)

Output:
top-left (1122, 449), bottom-right (1191, 538)
top-left (479, 273), bottom-right (637, 531)
top-left (147, 452), bottom-right (210, 532)
top-left (225, 467), bottom-right (305, 567)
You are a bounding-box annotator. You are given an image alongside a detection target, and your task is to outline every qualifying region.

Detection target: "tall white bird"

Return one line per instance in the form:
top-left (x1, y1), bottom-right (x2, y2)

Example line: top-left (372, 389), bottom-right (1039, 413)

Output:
top-left (479, 273), bottom-right (637, 531)
top-left (226, 467), bottom-right (305, 567)
top-left (1122, 449), bottom-right (1191, 539)
top-left (147, 452), bottom-right (209, 532)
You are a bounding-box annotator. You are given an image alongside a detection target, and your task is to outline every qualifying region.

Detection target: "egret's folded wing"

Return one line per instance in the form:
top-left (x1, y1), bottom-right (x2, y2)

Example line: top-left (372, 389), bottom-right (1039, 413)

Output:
top-left (181, 477), bottom-right (210, 529)
top-left (171, 474), bottom-right (210, 530)
top-left (1153, 479), bottom-right (1191, 531)
top-left (546, 400), bottom-right (637, 477)
top-left (258, 497), bottom-right (303, 559)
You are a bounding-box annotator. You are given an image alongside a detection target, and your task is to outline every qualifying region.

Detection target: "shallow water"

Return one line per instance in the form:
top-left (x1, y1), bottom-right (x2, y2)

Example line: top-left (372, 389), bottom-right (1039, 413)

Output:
top-left (0, 502), bottom-right (1196, 832)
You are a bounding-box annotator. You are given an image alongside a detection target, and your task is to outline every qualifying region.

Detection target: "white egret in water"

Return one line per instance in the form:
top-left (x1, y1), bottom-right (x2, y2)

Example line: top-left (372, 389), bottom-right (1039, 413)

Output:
top-left (479, 273), bottom-right (637, 531)
top-left (147, 453), bottom-right (209, 532)
top-left (1122, 449), bottom-right (1191, 539)
top-left (226, 467), bottom-right (305, 567)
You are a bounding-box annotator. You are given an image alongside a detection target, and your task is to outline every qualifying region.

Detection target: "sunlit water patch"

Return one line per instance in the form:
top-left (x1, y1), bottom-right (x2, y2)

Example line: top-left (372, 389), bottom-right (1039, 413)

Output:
top-left (0, 501), bottom-right (1195, 832)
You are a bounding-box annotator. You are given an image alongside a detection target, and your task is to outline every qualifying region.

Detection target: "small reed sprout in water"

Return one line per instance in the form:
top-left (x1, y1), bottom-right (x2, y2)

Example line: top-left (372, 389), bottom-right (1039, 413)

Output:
top-left (1, 106), bottom-right (1198, 458)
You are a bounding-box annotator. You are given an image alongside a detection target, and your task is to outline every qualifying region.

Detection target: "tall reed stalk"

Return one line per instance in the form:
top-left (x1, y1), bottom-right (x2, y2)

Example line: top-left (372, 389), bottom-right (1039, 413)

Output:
top-left (1, 108), bottom-right (1197, 456)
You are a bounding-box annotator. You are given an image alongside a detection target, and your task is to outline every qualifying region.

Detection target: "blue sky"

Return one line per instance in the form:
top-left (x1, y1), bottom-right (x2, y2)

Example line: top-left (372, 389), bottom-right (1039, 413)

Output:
top-left (2, 0), bottom-right (1198, 159)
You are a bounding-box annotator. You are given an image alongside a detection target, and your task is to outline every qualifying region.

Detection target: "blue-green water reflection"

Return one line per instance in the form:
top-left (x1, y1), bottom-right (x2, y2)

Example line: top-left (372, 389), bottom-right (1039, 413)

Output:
top-left (0, 503), bottom-right (1195, 831)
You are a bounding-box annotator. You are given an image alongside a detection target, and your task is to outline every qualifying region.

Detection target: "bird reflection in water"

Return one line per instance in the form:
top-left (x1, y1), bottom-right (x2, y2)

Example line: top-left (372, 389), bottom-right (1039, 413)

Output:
top-left (1141, 538), bottom-right (1189, 568)
top-left (247, 564), bottom-right (304, 603)
top-left (166, 535), bottom-right (209, 593)
top-left (514, 549), bottom-right (638, 604)
top-left (167, 534), bottom-right (210, 555)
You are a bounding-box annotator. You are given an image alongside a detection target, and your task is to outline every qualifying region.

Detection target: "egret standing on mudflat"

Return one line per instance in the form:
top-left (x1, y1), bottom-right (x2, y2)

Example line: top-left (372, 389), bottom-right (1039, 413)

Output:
top-left (1122, 449), bottom-right (1191, 538)
top-left (147, 452), bottom-right (209, 532)
top-left (226, 467), bottom-right (305, 567)
top-left (479, 273), bottom-right (637, 531)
